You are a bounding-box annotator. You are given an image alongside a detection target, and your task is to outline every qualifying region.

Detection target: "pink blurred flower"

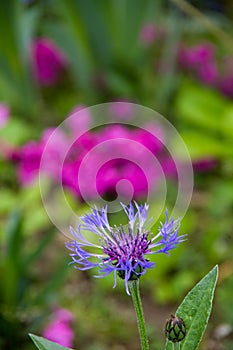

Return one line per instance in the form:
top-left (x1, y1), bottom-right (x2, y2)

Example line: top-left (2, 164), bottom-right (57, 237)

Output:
top-left (31, 38), bottom-right (67, 86)
top-left (109, 101), bottom-right (134, 120)
top-left (66, 105), bottom-right (92, 141)
top-left (131, 124), bottom-right (164, 153)
top-left (9, 127), bottom-right (69, 185)
top-left (0, 103), bottom-right (10, 128)
top-left (217, 55), bottom-right (233, 98)
top-left (62, 160), bottom-right (81, 196)
top-left (139, 23), bottom-right (164, 46)
top-left (178, 42), bottom-right (220, 88)
top-left (61, 124), bottom-right (165, 199)
top-left (9, 141), bottom-right (44, 185)
top-left (10, 122), bottom-right (184, 200)
top-left (55, 308), bottom-right (73, 323)
top-left (98, 124), bottom-right (131, 141)
top-left (178, 42), bottom-right (215, 69)
top-left (197, 61), bottom-right (218, 85)
top-left (96, 160), bottom-right (150, 199)
top-left (218, 76), bottom-right (233, 97)
top-left (42, 308), bottom-right (74, 348)
top-left (192, 158), bottom-right (218, 172)
top-left (161, 157), bottom-right (178, 178)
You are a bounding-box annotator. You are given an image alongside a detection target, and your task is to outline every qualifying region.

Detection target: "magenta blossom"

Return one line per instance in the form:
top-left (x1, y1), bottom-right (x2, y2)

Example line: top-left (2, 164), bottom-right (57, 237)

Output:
top-left (178, 42), bottom-right (215, 69)
top-left (31, 38), bottom-right (67, 86)
top-left (178, 42), bottom-right (220, 88)
top-left (67, 105), bottom-right (92, 138)
top-left (218, 76), bottom-right (233, 98)
top-left (108, 101), bottom-right (134, 120)
top-left (96, 160), bottom-right (149, 198)
top-left (197, 61), bottom-right (218, 85)
top-left (217, 55), bottom-right (233, 98)
top-left (0, 103), bottom-right (10, 128)
top-left (16, 141), bottom-right (44, 185)
top-left (9, 127), bottom-right (69, 186)
top-left (9, 115), bottom-right (198, 200)
top-left (139, 23), bottom-right (164, 46)
top-left (178, 43), bottom-right (233, 98)
top-left (192, 158), bottom-right (218, 172)
top-left (42, 308), bottom-right (74, 348)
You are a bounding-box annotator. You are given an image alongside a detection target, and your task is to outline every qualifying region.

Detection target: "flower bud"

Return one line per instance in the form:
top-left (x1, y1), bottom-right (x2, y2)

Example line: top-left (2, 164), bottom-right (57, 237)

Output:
top-left (165, 314), bottom-right (187, 343)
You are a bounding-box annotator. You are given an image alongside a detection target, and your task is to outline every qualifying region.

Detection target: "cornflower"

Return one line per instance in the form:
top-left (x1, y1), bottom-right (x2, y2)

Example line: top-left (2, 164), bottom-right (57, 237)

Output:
top-left (66, 202), bottom-right (186, 295)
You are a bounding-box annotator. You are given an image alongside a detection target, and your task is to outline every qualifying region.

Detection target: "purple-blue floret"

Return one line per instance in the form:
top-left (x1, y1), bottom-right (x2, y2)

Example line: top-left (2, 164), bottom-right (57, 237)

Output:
top-left (66, 202), bottom-right (186, 295)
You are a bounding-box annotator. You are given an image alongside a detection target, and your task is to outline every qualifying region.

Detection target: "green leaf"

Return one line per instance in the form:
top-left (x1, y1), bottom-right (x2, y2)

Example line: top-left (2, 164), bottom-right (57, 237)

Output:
top-left (165, 265), bottom-right (218, 350)
top-left (222, 105), bottom-right (233, 138)
top-left (177, 131), bottom-right (233, 158)
top-left (29, 334), bottom-right (73, 350)
top-left (174, 82), bottom-right (227, 132)
top-left (1, 211), bottom-right (23, 308)
top-left (0, 1), bottom-right (38, 113)
top-left (0, 117), bottom-right (33, 145)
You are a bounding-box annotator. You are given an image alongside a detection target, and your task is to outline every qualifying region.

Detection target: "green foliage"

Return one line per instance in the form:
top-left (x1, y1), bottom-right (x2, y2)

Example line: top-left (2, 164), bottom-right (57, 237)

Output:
top-left (165, 266), bottom-right (218, 350)
top-left (0, 1), bottom-right (39, 114)
top-left (0, 1), bottom-right (232, 349)
top-left (174, 82), bottom-right (233, 159)
top-left (29, 267), bottom-right (219, 350)
top-left (0, 208), bottom-right (70, 349)
top-left (1, 210), bottom-right (23, 309)
top-left (29, 334), bottom-right (72, 350)
top-left (0, 117), bottom-right (34, 145)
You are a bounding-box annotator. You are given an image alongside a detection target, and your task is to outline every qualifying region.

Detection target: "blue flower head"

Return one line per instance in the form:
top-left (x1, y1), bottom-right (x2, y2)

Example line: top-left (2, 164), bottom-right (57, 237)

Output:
top-left (66, 202), bottom-right (187, 295)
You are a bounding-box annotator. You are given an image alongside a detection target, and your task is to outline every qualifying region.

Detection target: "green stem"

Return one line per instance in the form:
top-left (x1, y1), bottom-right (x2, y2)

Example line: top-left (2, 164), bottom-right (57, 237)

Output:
top-left (129, 280), bottom-right (149, 350)
top-left (172, 343), bottom-right (180, 350)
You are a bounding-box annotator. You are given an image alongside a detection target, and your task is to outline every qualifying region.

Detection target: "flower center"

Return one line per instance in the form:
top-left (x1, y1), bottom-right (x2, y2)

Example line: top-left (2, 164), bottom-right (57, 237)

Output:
top-left (103, 230), bottom-right (151, 280)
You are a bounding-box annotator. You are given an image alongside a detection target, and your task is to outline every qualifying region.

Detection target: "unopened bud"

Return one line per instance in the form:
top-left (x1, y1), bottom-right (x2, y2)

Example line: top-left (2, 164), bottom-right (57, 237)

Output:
top-left (165, 314), bottom-right (187, 343)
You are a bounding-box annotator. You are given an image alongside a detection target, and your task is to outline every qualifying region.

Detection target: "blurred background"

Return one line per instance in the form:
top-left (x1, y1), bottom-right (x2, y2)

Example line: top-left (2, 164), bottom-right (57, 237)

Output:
top-left (0, 1), bottom-right (233, 349)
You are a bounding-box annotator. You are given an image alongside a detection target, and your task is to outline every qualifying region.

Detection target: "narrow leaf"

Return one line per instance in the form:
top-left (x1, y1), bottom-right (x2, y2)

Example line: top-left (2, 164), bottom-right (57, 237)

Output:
top-left (29, 334), bottom-right (73, 350)
top-left (2, 210), bottom-right (23, 308)
top-left (165, 265), bottom-right (218, 350)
